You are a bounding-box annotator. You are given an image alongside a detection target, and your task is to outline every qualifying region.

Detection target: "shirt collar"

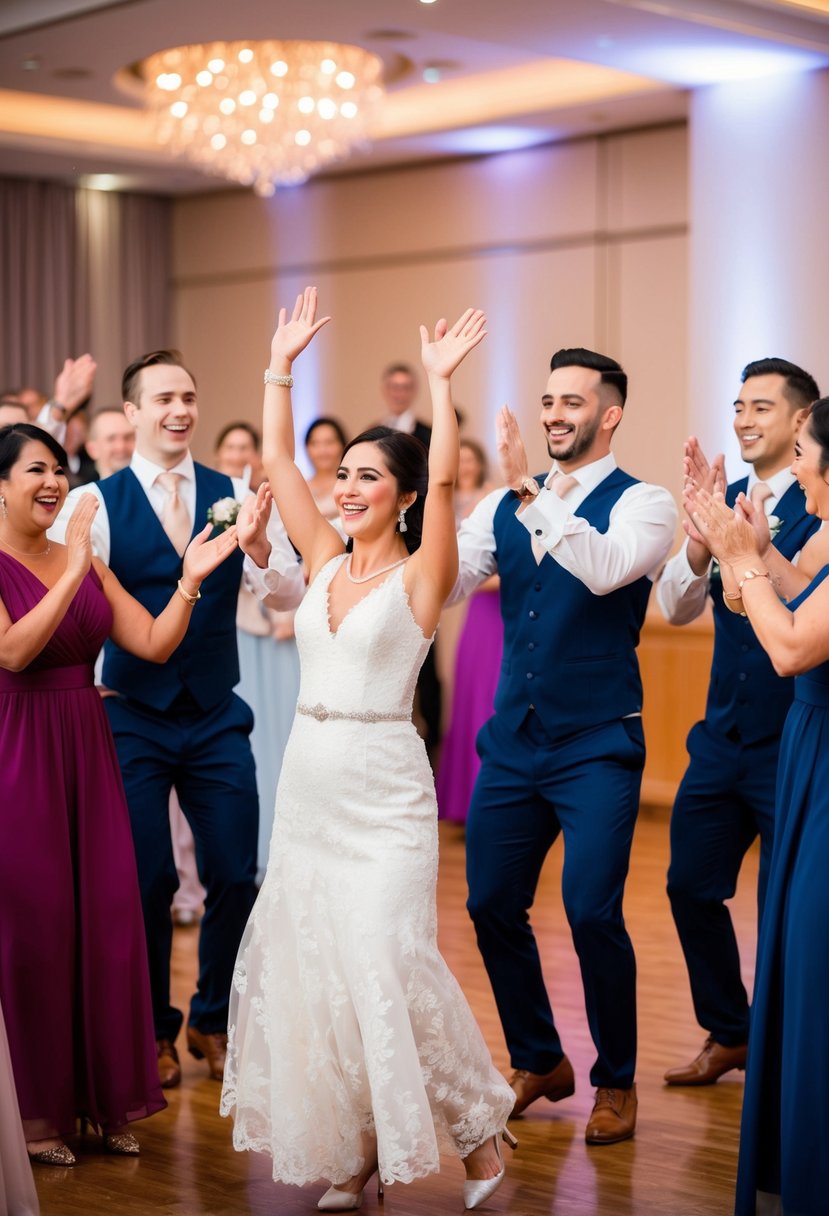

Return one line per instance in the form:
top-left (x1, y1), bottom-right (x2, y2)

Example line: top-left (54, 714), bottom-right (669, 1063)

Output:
top-left (382, 408), bottom-right (416, 435)
top-left (745, 466), bottom-right (795, 507)
top-left (543, 451), bottom-right (617, 493)
top-left (131, 448), bottom-right (195, 494)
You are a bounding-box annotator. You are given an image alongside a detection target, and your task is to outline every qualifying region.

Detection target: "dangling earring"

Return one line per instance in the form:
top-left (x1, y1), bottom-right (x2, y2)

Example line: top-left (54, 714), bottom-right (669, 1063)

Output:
top-left (398, 508), bottom-right (408, 533)
top-left (0, 495), bottom-right (5, 518)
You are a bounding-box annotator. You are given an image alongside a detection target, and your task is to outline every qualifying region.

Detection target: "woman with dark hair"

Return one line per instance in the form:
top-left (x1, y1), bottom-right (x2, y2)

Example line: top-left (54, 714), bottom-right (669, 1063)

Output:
top-left (222, 290), bottom-right (515, 1212)
top-left (437, 437), bottom-right (503, 824)
top-left (304, 416), bottom-right (348, 522)
top-left (687, 398), bottom-right (829, 1216)
top-left (0, 423), bottom-right (238, 1167)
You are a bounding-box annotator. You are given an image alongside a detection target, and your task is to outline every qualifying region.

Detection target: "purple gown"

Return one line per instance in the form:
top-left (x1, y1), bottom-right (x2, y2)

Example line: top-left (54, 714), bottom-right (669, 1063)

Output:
top-left (436, 588), bottom-right (503, 823)
top-left (0, 553), bottom-right (165, 1140)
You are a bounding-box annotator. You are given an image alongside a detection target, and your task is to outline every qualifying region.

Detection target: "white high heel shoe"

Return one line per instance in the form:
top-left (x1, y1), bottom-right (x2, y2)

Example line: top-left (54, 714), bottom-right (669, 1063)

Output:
top-left (463, 1129), bottom-right (518, 1211)
top-left (317, 1176), bottom-right (384, 1211)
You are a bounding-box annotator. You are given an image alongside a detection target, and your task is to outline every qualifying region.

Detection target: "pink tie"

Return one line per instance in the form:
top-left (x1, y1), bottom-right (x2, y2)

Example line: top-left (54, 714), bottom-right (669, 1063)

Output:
top-left (749, 481), bottom-right (773, 515)
top-left (531, 472), bottom-right (578, 563)
top-left (157, 471), bottom-right (191, 557)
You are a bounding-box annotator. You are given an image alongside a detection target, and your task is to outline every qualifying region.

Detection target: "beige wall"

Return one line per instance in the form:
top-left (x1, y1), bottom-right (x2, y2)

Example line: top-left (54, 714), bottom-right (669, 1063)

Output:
top-left (172, 123), bottom-right (688, 506)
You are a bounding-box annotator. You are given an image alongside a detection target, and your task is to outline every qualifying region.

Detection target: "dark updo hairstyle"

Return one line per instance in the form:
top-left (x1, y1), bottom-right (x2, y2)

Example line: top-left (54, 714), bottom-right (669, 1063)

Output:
top-left (341, 425), bottom-right (428, 554)
top-left (806, 397), bottom-right (829, 476)
top-left (0, 423), bottom-right (68, 481)
top-left (304, 416), bottom-right (348, 449)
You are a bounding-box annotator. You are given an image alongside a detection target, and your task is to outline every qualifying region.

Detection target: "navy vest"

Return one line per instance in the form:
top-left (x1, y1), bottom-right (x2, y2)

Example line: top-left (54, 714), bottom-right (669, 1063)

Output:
top-left (705, 476), bottom-right (820, 743)
top-left (493, 468), bottom-right (652, 739)
top-left (99, 464), bottom-right (245, 711)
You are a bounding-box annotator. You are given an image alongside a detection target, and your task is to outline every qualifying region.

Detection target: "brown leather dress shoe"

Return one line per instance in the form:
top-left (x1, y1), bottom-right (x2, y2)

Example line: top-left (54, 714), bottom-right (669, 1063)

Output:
top-left (186, 1026), bottom-right (227, 1080)
top-left (156, 1038), bottom-right (181, 1089)
top-left (585, 1085), bottom-right (637, 1144)
top-left (509, 1055), bottom-right (575, 1116)
top-left (664, 1036), bottom-right (747, 1086)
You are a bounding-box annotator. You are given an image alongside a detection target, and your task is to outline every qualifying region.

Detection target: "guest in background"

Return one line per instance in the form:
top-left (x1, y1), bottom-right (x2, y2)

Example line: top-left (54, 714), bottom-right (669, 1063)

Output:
top-left (436, 438), bottom-right (502, 824)
top-left (304, 416), bottom-right (348, 520)
top-left (215, 420), bottom-right (301, 884)
top-left (0, 423), bottom-right (238, 1165)
top-left (62, 410), bottom-right (98, 488)
top-left (85, 407), bottom-right (135, 479)
top-left (379, 361), bottom-right (441, 756)
top-left (215, 421), bottom-right (265, 490)
top-left (686, 398), bottom-right (829, 1216)
top-left (0, 401), bottom-right (29, 427)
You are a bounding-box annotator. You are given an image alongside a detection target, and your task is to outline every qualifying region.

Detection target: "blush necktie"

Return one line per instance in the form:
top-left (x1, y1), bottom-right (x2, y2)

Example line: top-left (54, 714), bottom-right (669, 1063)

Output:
top-left (749, 481), bottom-right (773, 515)
top-left (157, 471), bottom-right (191, 557)
top-left (531, 472), bottom-right (578, 564)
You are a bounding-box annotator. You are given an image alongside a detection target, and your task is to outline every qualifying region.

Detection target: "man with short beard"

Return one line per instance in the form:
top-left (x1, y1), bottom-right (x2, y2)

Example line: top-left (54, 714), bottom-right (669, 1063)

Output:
top-left (453, 347), bottom-right (676, 1145)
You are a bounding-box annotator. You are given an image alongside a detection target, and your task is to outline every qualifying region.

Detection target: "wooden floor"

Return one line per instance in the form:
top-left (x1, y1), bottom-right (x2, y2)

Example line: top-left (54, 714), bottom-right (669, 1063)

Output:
top-left (35, 810), bottom-right (758, 1215)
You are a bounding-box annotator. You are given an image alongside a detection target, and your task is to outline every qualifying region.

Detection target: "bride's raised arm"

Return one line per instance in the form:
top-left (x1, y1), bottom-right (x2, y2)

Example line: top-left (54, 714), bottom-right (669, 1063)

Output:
top-left (408, 308), bottom-right (487, 626)
top-left (262, 286), bottom-right (343, 575)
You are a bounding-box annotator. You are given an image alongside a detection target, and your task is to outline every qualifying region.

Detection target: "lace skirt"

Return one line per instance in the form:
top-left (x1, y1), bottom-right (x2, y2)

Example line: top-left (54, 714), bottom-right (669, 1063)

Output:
top-left (220, 715), bottom-right (513, 1187)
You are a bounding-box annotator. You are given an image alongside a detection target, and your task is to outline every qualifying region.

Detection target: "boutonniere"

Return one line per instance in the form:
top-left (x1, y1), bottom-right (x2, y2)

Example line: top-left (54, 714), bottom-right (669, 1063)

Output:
top-left (768, 515), bottom-right (783, 540)
top-left (207, 497), bottom-right (241, 530)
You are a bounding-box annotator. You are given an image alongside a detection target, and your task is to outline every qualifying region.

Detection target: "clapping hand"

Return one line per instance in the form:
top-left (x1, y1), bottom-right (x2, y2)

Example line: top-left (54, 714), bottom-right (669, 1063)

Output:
top-left (181, 523), bottom-right (239, 589)
top-left (496, 406), bottom-right (529, 490)
top-left (682, 437), bottom-right (726, 543)
top-left (269, 287), bottom-right (331, 368)
top-left (419, 308), bottom-right (487, 381)
top-left (64, 492), bottom-right (98, 579)
top-left (236, 482), bottom-right (273, 567)
top-left (684, 485), bottom-right (758, 568)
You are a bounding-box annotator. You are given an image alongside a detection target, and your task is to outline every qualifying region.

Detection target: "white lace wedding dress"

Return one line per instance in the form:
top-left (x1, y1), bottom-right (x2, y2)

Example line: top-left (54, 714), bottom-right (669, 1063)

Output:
top-left (221, 554), bottom-right (513, 1188)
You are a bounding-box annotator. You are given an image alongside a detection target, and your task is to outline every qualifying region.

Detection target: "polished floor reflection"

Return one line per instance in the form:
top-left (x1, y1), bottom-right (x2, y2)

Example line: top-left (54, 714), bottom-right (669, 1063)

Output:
top-left (35, 809), bottom-right (757, 1215)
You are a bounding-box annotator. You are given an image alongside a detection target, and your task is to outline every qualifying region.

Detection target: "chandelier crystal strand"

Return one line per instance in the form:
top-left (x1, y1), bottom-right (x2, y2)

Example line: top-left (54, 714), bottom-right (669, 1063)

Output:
top-left (141, 40), bottom-right (384, 193)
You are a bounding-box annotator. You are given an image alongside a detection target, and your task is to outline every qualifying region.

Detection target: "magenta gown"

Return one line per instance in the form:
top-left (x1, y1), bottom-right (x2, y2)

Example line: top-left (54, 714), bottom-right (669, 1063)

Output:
top-left (0, 552), bottom-right (165, 1140)
top-left (436, 588), bottom-right (503, 823)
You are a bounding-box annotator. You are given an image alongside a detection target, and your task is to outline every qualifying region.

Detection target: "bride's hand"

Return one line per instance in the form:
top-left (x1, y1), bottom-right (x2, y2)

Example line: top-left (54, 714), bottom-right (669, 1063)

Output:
top-left (419, 308), bottom-right (487, 381)
top-left (269, 286), bottom-right (331, 368)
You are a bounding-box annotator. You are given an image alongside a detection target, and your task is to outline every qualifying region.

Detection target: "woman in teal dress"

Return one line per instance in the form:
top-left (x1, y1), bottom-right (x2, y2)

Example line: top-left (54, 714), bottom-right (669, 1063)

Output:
top-left (688, 396), bottom-right (829, 1216)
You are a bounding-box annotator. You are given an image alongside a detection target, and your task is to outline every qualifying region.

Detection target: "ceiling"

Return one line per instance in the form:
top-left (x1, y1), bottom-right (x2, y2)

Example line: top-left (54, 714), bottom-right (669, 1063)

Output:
top-left (1, 0), bottom-right (828, 194)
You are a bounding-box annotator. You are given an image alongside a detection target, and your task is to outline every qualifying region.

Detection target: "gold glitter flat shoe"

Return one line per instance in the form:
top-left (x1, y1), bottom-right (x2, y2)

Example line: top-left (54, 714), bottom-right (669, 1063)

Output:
top-left (27, 1143), bottom-right (76, 1167)
top-left (103, 1131), bottom-right (140, 1156)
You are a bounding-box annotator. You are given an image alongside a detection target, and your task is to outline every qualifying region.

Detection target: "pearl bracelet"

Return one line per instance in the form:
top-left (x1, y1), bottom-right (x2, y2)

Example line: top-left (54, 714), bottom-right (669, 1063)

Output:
top-left (176, 578), bottom-right (201, 606)
top-left (264, 370), bottom-right (294, 387)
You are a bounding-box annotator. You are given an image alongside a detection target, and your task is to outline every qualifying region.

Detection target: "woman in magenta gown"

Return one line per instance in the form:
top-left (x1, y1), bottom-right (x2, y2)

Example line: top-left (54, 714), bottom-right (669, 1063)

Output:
top-left (436, 438), bottom-right (502, 823)
top-left (0, 423), bottom-right (238, 1168)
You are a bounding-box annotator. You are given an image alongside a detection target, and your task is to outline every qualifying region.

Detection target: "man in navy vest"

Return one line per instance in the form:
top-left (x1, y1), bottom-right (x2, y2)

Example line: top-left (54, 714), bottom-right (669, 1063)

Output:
top-left (52, 350), bottom-right (304, 1089)
top-left (658, 357), bottom-right (825, 1085)
top-left (454, 348), bottom-right (676, 1144)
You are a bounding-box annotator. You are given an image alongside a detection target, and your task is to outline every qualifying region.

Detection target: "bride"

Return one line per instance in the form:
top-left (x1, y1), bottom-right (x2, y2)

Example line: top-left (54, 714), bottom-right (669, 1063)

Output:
top-left (221, 288), bottom-right (515, 1211)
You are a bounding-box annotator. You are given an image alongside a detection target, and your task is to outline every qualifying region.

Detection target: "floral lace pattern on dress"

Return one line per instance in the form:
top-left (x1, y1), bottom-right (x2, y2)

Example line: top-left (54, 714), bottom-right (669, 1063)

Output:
top-left (221, 557), bottom-right (513, 1186)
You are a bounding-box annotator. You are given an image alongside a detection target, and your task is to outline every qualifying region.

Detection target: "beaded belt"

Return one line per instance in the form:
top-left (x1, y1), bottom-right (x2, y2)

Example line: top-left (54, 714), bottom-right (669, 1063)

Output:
top-left (297, 702), bottom-right (409, 724)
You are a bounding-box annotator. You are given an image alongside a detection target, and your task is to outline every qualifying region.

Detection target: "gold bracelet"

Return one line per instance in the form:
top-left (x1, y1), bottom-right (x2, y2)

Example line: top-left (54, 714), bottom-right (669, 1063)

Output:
top-left (176, 578), bottom-right (201, 606)
top-left (737, 569), bottom-right (772, 593)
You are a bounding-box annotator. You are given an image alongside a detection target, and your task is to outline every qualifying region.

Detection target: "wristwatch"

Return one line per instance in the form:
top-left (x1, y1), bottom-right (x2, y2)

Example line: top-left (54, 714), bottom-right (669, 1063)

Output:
top-left (515, 477), bottom-right (540, 502)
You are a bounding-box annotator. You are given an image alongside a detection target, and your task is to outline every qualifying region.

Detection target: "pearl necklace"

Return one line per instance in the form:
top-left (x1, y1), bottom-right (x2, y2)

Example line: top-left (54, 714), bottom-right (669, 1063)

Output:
top-left (344, 553), bottom-right (408, 584)
top-left (0, 536), bottom-right (51, 558)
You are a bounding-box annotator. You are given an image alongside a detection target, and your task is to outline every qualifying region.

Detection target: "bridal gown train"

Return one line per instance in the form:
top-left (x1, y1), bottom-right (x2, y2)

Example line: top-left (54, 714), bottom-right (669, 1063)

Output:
top-left (221, 554), bottom-right (513, 1187)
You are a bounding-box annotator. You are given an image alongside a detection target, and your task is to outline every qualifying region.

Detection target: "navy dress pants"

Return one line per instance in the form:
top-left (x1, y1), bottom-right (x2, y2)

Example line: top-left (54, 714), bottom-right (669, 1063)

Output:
top-left (466, 710), bottom-right (644, 1089)
top-left (667, 720), bottom-right (778, 1046)
top-left (106, 691), bottom-right (259, 1041)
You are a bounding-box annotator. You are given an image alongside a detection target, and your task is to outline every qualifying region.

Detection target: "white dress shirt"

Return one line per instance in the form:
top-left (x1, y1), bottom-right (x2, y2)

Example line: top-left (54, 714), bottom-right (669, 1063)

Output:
top-left (657, 466), bottom-right (795, 626)
top-left (50, 449), bottom-right (305, 611)
top-left (451, 452), bottom-right (677, 604)
top-left (381, 408), bottom-right (416, 435)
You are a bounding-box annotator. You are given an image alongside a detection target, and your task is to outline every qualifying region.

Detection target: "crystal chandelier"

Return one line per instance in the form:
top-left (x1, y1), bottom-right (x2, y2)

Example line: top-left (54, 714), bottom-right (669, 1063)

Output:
top-left (140, 40), bottom-right (385, 193)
